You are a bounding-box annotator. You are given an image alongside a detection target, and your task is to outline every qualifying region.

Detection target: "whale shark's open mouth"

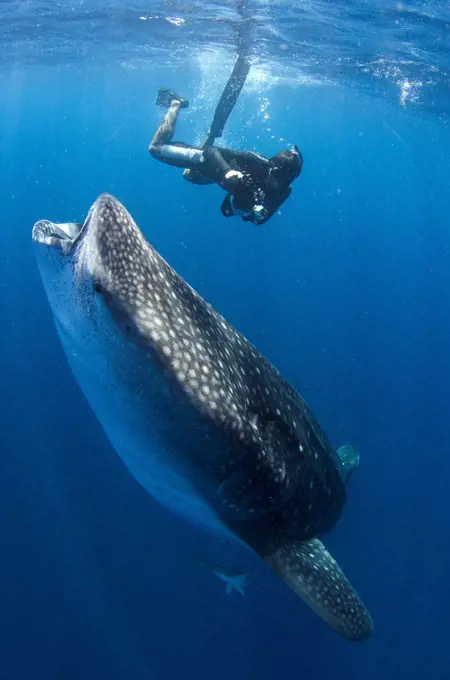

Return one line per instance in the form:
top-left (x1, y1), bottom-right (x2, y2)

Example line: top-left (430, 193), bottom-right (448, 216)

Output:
top-left (32, 220), bottom-right (84, 254)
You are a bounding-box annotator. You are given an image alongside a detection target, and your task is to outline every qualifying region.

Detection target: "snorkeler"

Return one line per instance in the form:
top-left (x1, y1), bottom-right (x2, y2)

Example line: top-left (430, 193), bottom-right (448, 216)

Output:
top-left (148, 2), bottom-right (302, 226)
top-left (148, 87), bottom-right (303, 226)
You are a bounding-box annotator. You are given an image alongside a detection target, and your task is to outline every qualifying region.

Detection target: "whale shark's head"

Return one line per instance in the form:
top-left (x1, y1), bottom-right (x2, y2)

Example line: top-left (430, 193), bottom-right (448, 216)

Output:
top-left (31, 192), bottom-right (170, 411)
top-left (32, 193), bottom-right (159, 347)
top-left (33, 193), bottom-right (147, 307)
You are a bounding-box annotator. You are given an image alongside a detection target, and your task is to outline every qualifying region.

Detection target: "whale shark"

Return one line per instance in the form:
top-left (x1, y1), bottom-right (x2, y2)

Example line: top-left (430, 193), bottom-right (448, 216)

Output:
top-left (32, 193), bottom-right (373, 641)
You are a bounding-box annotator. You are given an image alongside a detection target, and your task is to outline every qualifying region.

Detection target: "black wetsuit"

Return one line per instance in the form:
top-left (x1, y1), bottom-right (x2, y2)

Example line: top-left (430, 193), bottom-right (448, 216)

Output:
top-left (151, 140), bottom-right (293, 226)
top-left (204, 146), bottom-right (293, 225)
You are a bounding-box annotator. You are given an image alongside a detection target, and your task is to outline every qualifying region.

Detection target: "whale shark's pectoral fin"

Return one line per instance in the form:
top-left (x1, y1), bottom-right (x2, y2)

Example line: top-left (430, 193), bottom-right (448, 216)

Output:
top-left (265, 538), bottom-right (373, 641)
top-left (337, 444), bottom-right (360, 483)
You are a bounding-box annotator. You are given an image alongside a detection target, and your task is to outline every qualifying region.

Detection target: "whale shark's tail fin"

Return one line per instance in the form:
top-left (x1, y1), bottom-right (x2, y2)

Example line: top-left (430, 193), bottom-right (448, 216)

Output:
top-left (265, 538), bottom-right (373, 641)
top-left (337, 444), bottom-right (360, 483)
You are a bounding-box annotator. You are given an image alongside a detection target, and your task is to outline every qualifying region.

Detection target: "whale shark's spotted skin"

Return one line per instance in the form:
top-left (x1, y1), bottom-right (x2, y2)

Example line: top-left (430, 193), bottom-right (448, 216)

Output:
top-left (32, 194), bottom-right (373, 641)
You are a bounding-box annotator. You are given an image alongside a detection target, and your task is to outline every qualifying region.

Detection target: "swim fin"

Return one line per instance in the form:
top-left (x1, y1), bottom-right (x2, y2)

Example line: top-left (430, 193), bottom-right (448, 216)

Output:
top-left (156, 88), bottom-right (189, 109)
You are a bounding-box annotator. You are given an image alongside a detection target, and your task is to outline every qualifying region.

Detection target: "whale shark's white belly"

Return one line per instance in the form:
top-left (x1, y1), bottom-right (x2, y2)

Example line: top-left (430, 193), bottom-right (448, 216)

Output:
top-left (55, 314), bottom-right (234, 539)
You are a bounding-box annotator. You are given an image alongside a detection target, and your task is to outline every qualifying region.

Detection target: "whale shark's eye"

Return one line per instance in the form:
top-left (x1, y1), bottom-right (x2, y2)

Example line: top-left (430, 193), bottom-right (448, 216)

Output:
top-left (93, 280), bottom-right (103, 293)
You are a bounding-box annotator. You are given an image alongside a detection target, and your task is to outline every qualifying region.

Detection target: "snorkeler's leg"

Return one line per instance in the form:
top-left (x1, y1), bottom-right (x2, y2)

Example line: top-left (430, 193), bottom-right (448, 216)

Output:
top-left (183, 51), bottom-right (251, 185)
top-left (149, 93), bottom-right (208, 171)
top-left (149, 101), bottom-right (205, 170)
top-left (149, 100), bottom-right (182, 153)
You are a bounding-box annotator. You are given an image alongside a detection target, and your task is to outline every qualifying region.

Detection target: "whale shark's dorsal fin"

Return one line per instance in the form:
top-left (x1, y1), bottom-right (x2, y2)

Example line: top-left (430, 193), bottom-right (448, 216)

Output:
top-left (337, 445), bottom-right (360, 484)
top-left (265, 538), bottom-right (372, 641)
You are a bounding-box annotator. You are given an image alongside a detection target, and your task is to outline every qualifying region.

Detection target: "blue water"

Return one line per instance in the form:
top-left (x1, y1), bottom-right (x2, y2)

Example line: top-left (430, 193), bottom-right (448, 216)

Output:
top-left (1, 1), bottom-right (450, 678)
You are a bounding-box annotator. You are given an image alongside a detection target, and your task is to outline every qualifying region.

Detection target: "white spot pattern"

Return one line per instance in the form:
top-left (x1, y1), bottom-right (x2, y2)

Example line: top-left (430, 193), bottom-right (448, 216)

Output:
top-left (68, 194), bottom-right (370, 641)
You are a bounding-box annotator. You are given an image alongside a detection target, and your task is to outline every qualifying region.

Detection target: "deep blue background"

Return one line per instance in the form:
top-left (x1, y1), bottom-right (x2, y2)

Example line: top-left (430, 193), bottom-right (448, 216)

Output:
top-left (1, 64), bottom-right (450, 679)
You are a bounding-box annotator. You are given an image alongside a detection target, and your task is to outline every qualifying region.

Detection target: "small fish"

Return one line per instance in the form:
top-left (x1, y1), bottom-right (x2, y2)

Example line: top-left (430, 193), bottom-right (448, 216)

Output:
top-left (212, 565), bottom-right (248, 596)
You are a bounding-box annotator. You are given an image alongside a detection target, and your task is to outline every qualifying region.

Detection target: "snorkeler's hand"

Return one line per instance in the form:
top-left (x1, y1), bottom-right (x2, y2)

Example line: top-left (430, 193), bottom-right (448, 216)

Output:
top-left (224, 170), bottom-right (244, 189)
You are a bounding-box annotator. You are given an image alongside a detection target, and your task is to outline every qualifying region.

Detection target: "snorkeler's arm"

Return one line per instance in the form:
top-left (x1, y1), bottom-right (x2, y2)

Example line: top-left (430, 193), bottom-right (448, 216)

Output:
top-left (202, 147), bottom-right (245, 190)
top-left (202, 147), bottom-right (231, 178)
